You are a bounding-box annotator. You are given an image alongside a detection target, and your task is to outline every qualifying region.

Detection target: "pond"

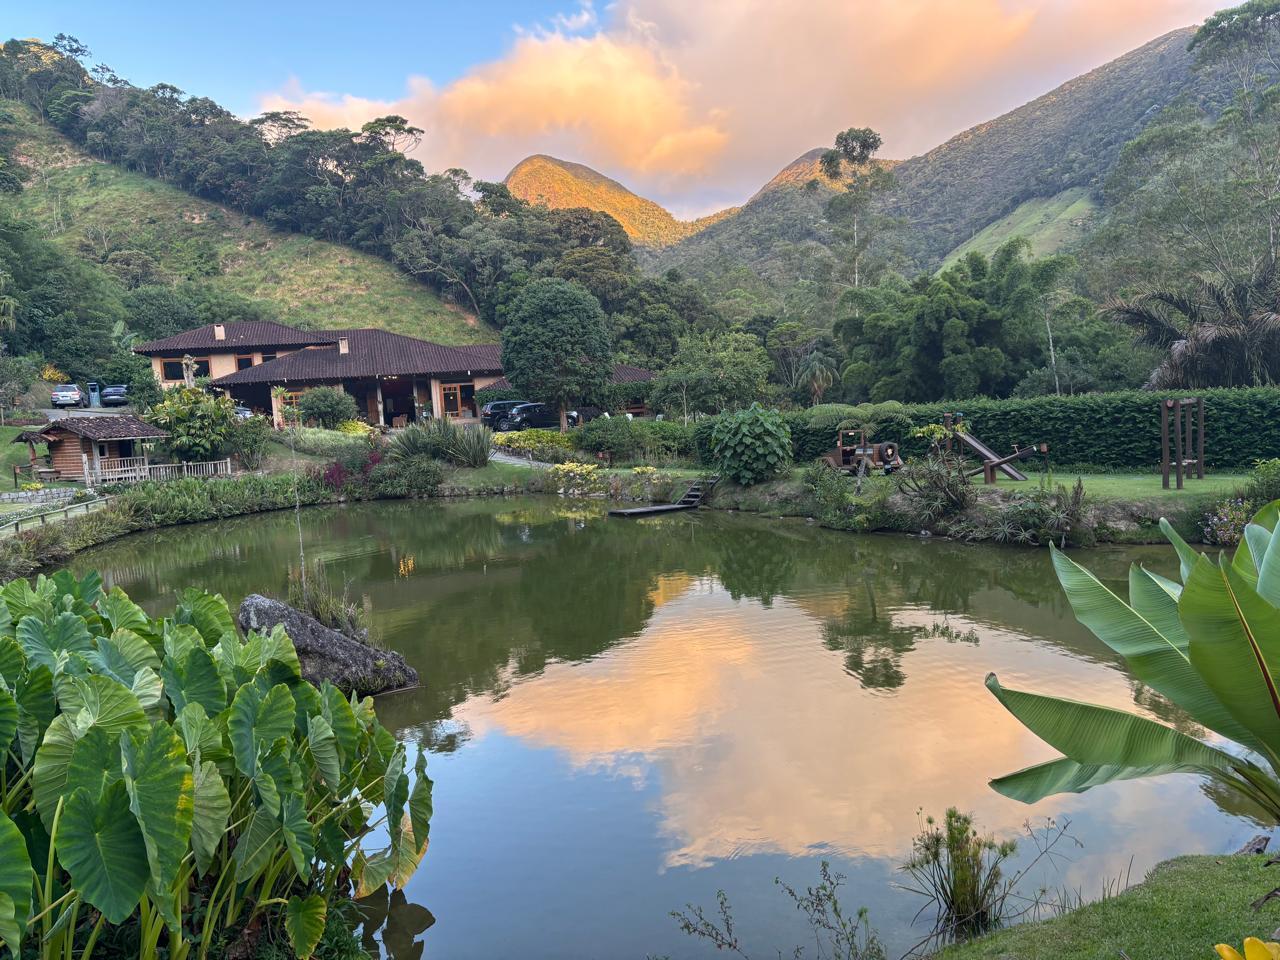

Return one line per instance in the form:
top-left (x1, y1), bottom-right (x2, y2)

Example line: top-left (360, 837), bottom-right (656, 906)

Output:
top-left (72, 498), bottom-right (1256, 959)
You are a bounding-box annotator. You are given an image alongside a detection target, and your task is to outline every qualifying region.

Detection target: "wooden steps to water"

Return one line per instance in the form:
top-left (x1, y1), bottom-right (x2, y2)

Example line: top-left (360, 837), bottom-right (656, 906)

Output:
top-left (609, 475), bottom-right (719, 517)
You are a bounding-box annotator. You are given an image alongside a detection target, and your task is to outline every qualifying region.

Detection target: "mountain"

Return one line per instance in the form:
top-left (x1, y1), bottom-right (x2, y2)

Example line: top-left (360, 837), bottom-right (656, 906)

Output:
top-left (885, 26), bottom-right (1224, 268)
top-left (1, 102), bottom-right (491, 344)
top-left (504, 154), bottom-right (737, 247)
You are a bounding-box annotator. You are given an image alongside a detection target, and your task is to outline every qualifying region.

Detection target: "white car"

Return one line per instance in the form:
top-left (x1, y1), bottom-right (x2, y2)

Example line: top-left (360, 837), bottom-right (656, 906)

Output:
top-left (50, 384), bottom-right (87, 408)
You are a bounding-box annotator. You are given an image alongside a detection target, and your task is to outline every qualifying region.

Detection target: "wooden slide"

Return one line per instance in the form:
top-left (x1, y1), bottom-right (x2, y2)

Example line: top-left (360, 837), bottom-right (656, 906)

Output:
top-left (957, 432), bottom-right (1029, 481)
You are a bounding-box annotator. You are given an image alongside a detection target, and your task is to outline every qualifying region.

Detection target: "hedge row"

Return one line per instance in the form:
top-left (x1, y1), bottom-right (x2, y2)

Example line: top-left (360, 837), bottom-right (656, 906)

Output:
top-left (700, 387), bottom-right (1280, 470)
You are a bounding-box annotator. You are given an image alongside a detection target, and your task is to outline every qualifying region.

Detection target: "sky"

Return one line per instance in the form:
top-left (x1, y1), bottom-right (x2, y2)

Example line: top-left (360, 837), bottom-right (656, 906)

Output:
top-left (11, 0), bottom-right (1226, 217)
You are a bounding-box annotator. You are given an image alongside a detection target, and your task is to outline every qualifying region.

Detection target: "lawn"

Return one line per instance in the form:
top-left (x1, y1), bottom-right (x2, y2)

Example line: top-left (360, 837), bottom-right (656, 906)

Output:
top-left (939, 854), bottom-right (1275, 960)
top-left (996, 472), bottom-right (1246, 501)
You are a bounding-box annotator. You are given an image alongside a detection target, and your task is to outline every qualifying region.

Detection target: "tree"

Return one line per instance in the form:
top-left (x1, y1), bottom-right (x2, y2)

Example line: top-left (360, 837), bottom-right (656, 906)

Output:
top-left (799, 351), bottom-right (838, 406)
top-left (649, 331), bottom-right (772, 422)
top-left (500, 278), bottom-right (612, 431)
top-left (1105, 259), bottom-right (1280, 388)
top-left (820, 127), bottom-right (896, 292)
top-left (297, 386), bottom-right (359, 429)
top-left (145, 387), bottom-right (237, 461)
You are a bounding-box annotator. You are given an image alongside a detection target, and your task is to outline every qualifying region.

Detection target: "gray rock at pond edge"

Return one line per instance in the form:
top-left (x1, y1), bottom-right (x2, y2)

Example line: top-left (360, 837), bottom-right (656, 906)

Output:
top-left (237, 594), bottom-right (418, 696)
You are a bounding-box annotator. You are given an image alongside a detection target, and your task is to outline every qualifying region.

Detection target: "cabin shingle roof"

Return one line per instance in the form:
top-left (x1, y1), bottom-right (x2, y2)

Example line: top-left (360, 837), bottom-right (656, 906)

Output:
top-left (135, 322), bottom-right (335, 356)
top-left (208, 328), bottom-right (504, 386)
top-left (15, 416), bottom-right (169, 442)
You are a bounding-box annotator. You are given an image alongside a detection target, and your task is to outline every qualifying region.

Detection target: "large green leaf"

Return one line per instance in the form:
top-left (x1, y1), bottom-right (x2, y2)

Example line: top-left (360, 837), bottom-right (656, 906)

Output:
top-left (1257, 514), bottom-right (1280, 608)
top-left (284, 894), bottom-right (326, 960)
top-left (161, 647), bottom-right (226, 717)
top-left (16, 613), bottom-right (92, 675)
top-left (130, 667), bottom-right (164, 716)
top-left (232, 805), bottom-right (281, 882)
top-left (190, 758), bottom-right (230, 877)
top-left (97, 589), bottom-right (150, 637)
top-left (0, 893), bottom-right (18, 959)
top-left (175, 590), bottom-right (235, 645)
top-left (32, 715), bottom-right (79, 828)
top-left (985, 673), bottom-right (1237, 773)
top-left (307, 715), bottom-right (341, 791)
top-left (320, 683), bottom-right (359, 763)
top-left (70, 675), bottom-right (146, 736)
top-left (990, 755), bottom-right (1210, 804)
top-left (1181, 556), bottom-right (1280, 760)
top-left (175, 703), bottom-right (224, 762)
top-left (0, 637), bottom-right (23, 689)
top-left (409, 749), bottom-right (432, 857)
top-left (227, 683), bottom-right (296, 777)
top-left (14, 665), bottom-right (53, 766)
top-left (56, 782), bottom-right (148, 924)
top-left (87, 629), bottom-right (160, 685)
top-left (1159, 518), bottom-right (1201, 584)
top-left (1050, 547), bottom-right (1255, 749)
top-left (0, 686), bottom-right (15, 758)
top-left (280, 795), bottom-right (314, 879)
top-left (122, 725), bottom-right (194, 898)
top-left (65, 726), bottom-right (123, 801)
top-left (0, 810), bottom-right (33, 949)
top-left (384, 745), bottom-right (408, 853)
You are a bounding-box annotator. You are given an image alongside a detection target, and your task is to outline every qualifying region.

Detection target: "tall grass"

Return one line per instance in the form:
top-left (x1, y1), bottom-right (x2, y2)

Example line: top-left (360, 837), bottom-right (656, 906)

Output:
top-left (390, 419), bottom-right (491, 467)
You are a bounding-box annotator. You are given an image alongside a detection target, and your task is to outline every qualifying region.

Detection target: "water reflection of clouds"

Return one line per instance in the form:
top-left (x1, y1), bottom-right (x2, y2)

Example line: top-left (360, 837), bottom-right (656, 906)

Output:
top-left (460, 580), bottom-right (1249, 871)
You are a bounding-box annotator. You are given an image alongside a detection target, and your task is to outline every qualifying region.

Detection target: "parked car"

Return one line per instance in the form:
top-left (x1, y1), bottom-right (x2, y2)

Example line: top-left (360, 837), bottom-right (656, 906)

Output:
top-left (234, 405), bottom-right (255, 420)
top-left (498, 402), bottom-right (580, 431)
top-left (50, 383), bottom-right (88, 408)
top-left (480, 399), bottom-right (527, 428)
top-left (99, 384), bottom-right (130, 407)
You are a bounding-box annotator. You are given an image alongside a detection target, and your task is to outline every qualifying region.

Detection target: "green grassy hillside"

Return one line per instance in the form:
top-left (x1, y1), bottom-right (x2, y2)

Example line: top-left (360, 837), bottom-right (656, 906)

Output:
top-left (504, 154), bottom-right (737, 247)
top-left (939, 187), bottom-right (1099, 268)
top-left (4, 103), bottom-right (492, 343)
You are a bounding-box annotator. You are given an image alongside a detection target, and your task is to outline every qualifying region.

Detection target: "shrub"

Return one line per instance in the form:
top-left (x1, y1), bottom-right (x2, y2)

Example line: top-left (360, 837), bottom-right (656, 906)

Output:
top-left (493, 429), bottom-right (573, 452)
top-left (1245, 458), bottom-right (1280, 504)
top-left (336, 418), bottom-right (375, 436)
top-left (226, 413), bottom-right (272, 469)
top-left (390, 419), bottom-right (489, 467)
top-left (0, 574), bottom-right (431, 960)
top-left (633, 419), bottom-right (697, 461)
top-left (475, 385), bottom-right (523, 405)
top-left (146, 386), bottom-right (237, 461)
top-left (895, 453), bottom-right (975, 526)
top-left (297, 386), bottom-right (360, 429)
top-left (1203, 497), bottom-right (1253, 546)
top-left (575, 416), bottom-right (641, 461)
top-left (545, 461), bottom-right (606, 495)
top-left (710, 404), bottom-right (792, 486)
top-left (451, 425), bottom-right (492, 468)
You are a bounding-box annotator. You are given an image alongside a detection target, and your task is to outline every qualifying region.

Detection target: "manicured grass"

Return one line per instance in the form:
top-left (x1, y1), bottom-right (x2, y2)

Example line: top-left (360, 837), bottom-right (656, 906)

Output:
top-left (260, 439), bottom-right (329, 474)
top-left (938, 855), bottom-right (1275, 960)
top-left (7, 102), bottom-right (493, 344)
top-left (446, 461), bottom-right (544, 488)
top-left (996, 472), bottom-right (1246, 501)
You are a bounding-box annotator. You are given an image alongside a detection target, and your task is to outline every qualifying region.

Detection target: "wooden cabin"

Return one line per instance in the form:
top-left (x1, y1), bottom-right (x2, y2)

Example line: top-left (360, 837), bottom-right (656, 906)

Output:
top-left (14, 416), bottom-right (169, 482)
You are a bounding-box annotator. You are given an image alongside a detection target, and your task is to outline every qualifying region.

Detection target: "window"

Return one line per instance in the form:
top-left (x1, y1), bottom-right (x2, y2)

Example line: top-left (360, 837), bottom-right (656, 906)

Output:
top-left (236, 354), bottom-right (255, 370)
top-left (160, 357), bottom-right (210, 381)
top-left (261, 353), bottom-right (277, 364)
top-left (441, 382), bottom-right (476, 417)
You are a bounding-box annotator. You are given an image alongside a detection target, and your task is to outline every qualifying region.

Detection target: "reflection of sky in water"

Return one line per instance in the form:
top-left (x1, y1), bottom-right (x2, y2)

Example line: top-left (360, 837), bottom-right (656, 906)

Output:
top-left (72, 503), bottom-right (1258, 959)
top-left (414, 580), bottom-right (1250, 958)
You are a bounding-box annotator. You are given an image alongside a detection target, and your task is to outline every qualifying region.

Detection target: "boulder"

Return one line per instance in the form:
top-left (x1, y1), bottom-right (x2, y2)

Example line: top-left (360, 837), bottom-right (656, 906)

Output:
top-left (237, 594), bottom-right (418, 696)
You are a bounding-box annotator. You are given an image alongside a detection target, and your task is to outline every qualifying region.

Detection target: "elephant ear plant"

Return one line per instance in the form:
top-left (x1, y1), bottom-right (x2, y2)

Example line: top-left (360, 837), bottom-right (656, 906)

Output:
top-left (987, 500), bottom-right (1280, 823)
top-left (0, 570), bottom-right (432, 960)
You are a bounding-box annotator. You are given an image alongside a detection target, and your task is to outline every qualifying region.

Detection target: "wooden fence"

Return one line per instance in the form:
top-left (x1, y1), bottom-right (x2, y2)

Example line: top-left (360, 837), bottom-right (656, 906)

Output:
top-left (84, 456), bottom-right (232, 485)
top-left (0, 497), bottom-right (112, 538)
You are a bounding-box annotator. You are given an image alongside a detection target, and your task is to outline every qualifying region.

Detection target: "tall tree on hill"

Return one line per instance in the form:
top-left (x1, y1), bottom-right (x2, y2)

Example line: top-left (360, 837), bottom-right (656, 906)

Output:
top-left (819, 127), bottom-right (896, 292)
top-left (500, 278), bottom-right (612, 431)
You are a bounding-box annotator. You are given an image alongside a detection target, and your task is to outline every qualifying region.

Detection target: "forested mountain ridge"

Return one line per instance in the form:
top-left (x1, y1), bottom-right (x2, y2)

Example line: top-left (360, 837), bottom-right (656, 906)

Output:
top-left (886, 26), bottom-right (1226, 267)
top-left (0, 100), bottom-right (487, 342)
top-left (504, 154), bottom-right (737, 247)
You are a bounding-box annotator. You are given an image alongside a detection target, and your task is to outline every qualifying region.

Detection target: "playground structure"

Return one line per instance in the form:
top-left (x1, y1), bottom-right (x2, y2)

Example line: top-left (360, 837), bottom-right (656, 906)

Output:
top-left (942, 413), bottom-right (1050, 484)
top-left (1161, 396), bottom-right (1205, 489)
top-left (822, 430), bottom-right (904, 475)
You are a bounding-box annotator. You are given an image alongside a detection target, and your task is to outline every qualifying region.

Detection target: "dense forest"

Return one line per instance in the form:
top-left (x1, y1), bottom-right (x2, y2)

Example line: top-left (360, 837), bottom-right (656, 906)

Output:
top-left (1, 1), bottom-right (1279, 415)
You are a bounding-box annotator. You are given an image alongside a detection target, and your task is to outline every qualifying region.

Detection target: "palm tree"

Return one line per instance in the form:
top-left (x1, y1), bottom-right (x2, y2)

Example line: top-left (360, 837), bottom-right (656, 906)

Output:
top-left (1105, 260), bottom-right (1280, 388)
top-left (800, 351), bottom-right (837, 406)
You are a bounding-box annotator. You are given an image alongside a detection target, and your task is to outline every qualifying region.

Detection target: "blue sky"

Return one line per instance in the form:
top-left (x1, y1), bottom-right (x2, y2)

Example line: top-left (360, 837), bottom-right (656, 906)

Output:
top-left (8, 0), bottom-right (571, 115)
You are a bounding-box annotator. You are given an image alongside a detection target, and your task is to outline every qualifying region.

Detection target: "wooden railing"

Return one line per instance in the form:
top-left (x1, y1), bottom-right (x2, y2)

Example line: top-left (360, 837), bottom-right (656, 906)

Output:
top-left (0, 497), bottom-right (112, 538)
top-left (86, 457), bottom-right (233, 485)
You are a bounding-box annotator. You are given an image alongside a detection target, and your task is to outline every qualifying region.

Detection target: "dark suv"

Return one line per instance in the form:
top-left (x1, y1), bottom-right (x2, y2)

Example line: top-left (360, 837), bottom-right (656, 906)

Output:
top-left (100, 384), bottom-right (130, 407)
top-left (481, 399), bottom-right (527, 428)
top-left (498, 402), bottom-right (579, 431)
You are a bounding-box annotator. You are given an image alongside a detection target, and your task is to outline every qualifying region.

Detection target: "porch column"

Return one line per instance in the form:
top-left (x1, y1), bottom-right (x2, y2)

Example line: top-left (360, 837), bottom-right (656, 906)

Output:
top-left (413, 379), bottom-right (426, 420)
top-left (270, 390), bottom-right (285, 428)
top-left (429, 378), bottom-right (441, 418)
top-left (375, 380), bottom-right (385, 426)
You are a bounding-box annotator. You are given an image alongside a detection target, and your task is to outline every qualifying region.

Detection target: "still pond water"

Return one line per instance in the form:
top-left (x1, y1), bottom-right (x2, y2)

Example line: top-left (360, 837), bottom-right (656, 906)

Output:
top-left (72, 498), bottom-right (1255, 959)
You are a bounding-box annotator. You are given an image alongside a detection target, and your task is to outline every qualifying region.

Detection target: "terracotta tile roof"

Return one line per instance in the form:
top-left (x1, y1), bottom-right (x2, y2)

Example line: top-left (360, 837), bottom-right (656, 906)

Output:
top-left (485, 363), bottom-right (654, 392)
top-left (24, 416), bottom-right (169, 442)
top-left (209, 329), bottom-right (504, 386)
top-left (135, 321), bottom-right (335, 356)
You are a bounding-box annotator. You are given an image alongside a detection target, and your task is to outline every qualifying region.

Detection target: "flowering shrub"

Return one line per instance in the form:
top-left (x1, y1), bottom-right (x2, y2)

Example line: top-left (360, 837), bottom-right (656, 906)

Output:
top-left (1203, 497), bottom-right (1253, 546)
top-left (19, 481), bottom-right (43, 492)
top-left (494, 429), bottom-right (573, 451)
top-left (632, 465), bottom-right (659, 477)
top-left (337, 418), bottom-right (376, 436)
top-left (546, 461), bottom-right (606, 495)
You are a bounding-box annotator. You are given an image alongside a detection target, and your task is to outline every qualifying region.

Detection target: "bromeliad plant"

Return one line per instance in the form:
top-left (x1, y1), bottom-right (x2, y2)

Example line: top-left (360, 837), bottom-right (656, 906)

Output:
top-left (0, 571), bottom-right (432, 960)
top-left (987, 500), bottom-right (1280, 821)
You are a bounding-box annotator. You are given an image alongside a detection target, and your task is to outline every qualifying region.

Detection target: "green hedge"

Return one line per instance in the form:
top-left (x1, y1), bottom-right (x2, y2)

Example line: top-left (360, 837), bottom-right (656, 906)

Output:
top-left (758, 387), bottom-right (1280, 470)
